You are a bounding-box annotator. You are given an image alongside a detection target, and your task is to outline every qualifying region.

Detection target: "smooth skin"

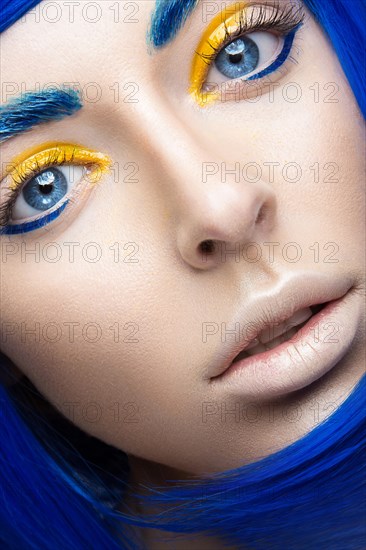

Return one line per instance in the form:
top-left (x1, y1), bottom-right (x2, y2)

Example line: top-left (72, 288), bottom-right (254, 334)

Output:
top-left (0, 1), bottom-right (365, 548)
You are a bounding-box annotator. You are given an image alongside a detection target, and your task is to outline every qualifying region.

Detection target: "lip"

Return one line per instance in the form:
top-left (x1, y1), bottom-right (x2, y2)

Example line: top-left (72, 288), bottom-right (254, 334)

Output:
top-left (208, 275), bottom-right (361, 398)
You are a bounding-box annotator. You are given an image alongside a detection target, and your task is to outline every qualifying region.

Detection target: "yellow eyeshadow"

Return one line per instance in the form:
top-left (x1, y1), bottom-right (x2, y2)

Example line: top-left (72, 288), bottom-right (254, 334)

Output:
top-left (4, 142), bottom-right (112, 191)
top-left (189, 1), bottom-right (249, 106)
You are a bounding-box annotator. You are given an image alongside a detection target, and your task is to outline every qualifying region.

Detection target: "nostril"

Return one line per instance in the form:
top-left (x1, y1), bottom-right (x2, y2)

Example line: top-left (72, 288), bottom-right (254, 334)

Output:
top-left (199, 239), bottom-right (216, 256)
top-left (255, 204), bottom-right (267, 224)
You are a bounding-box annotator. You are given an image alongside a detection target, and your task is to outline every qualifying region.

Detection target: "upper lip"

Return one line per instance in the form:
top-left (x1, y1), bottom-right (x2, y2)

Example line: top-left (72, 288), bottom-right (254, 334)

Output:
top-left (209, 273), bottom-right (353, 379)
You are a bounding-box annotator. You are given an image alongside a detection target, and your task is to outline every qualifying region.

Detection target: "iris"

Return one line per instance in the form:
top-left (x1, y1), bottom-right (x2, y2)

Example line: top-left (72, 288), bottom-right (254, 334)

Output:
top-left (22, 167), bottom-right (68, 211)
top-left (215, 36), bottom-right (259, 79)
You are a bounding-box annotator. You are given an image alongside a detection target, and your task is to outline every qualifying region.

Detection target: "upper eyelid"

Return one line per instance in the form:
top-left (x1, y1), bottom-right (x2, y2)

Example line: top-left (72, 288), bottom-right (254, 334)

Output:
top-left (195, 2), bottom-right (305, 65)
top-left (1, 142), bottom-right (112, 191)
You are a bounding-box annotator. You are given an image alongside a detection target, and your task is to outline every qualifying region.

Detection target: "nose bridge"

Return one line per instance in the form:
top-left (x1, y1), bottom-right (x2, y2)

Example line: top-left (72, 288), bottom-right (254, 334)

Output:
top-left (125, 89), bottom-right (206, 195)
top-left (124, 88), bottom-right (266, 209)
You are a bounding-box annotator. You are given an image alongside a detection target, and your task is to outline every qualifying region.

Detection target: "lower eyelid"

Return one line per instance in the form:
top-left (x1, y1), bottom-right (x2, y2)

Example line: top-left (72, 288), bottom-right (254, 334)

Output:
top-left (247, 29), bottom-right (297, 80)
top-left (0, 201), bottom-right (69, 235)
top-left (0, 173), bottom-right (95, 236)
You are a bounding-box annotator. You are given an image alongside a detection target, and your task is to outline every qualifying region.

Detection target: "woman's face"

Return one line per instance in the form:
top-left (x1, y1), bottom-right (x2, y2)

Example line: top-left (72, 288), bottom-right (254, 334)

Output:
top-left (1, 0), bottom-right (364, 476)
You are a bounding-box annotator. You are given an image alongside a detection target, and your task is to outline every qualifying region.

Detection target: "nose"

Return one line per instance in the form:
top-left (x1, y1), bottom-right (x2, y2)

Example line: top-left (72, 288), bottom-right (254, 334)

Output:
top-left (119, 89), bottom-right (277, 271)
top-left (148, 127), bottom-right (277, 269)
top-left (175, 170), bottom-right (276, 270)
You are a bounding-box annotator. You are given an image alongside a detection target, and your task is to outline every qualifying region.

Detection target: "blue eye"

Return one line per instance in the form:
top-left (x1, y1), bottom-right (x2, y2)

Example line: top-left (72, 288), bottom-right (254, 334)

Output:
top-left (207, 29), bottom-right (297, 85)
top-left (21, 168), bottom-right (68, 211)
top-left (215, 36), bottom-right (260, 79)
top-left (2, 201), bottom-right (70, 234)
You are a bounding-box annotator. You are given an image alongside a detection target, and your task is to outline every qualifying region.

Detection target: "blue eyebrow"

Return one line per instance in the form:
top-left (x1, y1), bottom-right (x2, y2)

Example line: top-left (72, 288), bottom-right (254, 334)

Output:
top-left (148, 0), bottom-right (199, 48)
top-left (0, 88), bottom-right (82, 144)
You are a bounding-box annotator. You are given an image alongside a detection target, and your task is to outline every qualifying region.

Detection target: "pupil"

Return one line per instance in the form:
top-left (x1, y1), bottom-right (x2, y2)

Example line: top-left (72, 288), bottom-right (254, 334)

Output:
top-left (39, 183), bottom-right (54, 195)
top-left (225, 39), bottom-right (245, 64)
top-left (229, 53), bottom-right (243, 64)
top-left (36, 170), bottom-right (55, 194)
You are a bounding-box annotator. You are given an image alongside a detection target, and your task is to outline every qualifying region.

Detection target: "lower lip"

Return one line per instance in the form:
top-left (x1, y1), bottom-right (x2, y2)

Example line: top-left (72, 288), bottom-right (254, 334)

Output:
top-left (209, 290), bottom-right (361, 399)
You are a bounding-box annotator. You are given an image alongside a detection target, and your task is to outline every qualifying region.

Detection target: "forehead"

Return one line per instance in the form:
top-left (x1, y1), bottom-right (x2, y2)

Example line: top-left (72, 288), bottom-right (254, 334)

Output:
top-left (0, 0), bottom-right (307, 122)
top-left (0, 0), bottom-right (199, 45)
top-left (0, 0), bottom-right (216, 94)
top-left (0, 1), bottom-right (208, 145)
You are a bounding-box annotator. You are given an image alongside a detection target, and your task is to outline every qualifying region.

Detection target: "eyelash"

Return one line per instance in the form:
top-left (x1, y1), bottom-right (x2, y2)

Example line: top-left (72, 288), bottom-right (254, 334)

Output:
top-left (200, 4), bottom-right (304, 62)
top-left (196, 2), bottom-right (305, 89)
top-left (0, 146), bottom-right (109, 235)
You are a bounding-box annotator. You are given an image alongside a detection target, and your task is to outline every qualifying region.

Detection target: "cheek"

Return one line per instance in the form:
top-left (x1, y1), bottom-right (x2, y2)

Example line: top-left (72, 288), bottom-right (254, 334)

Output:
top-left (289, 100), bottom-right (365, 266)
top-left (0, 158), bottom-right (204, 467)
top-left (0, 214), bottom-right (205, 465)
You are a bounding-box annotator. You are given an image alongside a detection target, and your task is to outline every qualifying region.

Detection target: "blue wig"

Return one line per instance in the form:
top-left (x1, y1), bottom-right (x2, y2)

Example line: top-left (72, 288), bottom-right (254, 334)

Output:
top-left (1, 1), bottom-right (365, 549)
